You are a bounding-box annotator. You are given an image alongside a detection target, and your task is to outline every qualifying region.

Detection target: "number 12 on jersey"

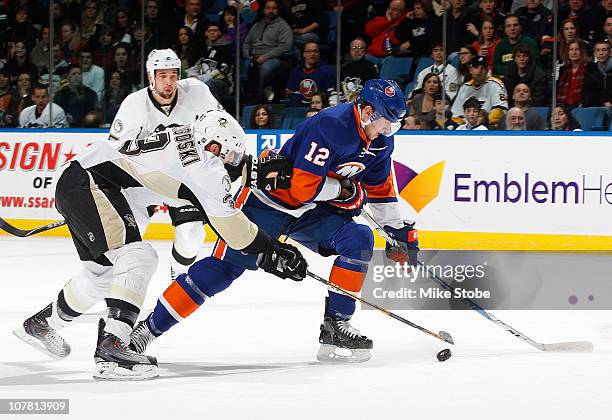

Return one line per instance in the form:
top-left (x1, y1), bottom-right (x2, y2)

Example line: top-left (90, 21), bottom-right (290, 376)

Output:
top-left (304, 142), bottom-right (330, 167)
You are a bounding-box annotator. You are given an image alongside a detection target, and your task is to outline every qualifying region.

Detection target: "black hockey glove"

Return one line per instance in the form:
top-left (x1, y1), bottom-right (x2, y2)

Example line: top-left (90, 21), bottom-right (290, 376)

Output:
top-left (383, 221), bottom-right (420, 266)
top-left (238, 154), bottom-right (293, 190)
top-left (257, 240), bottom-right (307, 281)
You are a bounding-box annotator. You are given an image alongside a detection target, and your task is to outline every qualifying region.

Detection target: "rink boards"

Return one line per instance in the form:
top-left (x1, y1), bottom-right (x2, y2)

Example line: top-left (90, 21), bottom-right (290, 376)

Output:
top-left (0, 128), bottom-right (611, 251)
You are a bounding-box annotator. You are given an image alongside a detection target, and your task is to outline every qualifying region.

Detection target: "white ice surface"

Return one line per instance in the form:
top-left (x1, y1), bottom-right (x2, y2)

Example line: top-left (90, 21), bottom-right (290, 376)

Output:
top-left (0, 237), bottom-right (610, 419)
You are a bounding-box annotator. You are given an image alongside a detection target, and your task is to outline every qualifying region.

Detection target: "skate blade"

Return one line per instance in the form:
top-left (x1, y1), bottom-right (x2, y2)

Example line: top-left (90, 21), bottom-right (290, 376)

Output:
top-left (316, 344), bottom-right (372, 363)
top-left (12, 327), bottom-right (70, 360)
top-left (93, 361), bottom-right (158, 381)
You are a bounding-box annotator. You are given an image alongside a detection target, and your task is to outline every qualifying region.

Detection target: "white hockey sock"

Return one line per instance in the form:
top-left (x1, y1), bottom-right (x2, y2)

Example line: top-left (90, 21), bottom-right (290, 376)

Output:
top-left (47, 302), bottom-right (71, 331)
top-left (104, 318), bottom-right (132, 344)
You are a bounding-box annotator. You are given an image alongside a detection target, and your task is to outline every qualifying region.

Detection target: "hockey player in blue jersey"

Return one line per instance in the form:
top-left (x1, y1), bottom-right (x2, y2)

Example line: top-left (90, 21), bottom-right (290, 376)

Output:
top-left (130, 79), bottom-right (420, 363)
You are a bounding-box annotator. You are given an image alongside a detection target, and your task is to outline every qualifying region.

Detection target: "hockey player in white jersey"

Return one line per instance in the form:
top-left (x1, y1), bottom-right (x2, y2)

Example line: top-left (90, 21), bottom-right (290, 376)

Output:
top-left (13, 110), bottom-right (306, 380)
top-left (109, 49), bottom-right (224, 280)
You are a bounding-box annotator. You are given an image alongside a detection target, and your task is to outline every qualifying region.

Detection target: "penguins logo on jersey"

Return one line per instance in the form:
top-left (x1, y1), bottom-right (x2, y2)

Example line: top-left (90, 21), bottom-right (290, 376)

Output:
top-left (335, 162), bottom-right (366, 178)
top-left (218, 117), bottom-right (228, 128)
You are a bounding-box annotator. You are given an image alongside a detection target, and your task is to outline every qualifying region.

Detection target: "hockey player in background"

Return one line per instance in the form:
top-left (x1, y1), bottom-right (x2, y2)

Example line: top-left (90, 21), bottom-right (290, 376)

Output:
top-left (130, 79), bottom-right (420, 363)
top-left (109, 49), bottom-right (224, 281)
top-left (13, 110), bottom-right (306, 380)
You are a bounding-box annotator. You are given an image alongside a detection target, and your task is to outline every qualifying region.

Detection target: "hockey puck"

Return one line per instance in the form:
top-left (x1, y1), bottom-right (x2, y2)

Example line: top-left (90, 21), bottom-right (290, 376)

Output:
top-left (436, 348), bottom-right (452, 362)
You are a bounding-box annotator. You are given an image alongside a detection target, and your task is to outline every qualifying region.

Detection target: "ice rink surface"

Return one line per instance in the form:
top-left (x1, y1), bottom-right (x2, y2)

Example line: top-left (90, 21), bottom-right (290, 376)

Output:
top-left (0, 237), bottom-right (610, 419)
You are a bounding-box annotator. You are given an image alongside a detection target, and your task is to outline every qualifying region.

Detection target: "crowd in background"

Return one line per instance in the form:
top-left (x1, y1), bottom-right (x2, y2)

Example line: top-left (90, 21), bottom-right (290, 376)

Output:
top-left (0, 0), bottom-right (611, 131)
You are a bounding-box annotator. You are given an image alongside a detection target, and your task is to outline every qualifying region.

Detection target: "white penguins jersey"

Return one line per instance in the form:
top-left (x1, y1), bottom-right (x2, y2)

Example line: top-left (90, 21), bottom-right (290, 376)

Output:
top-left (74, 125), bottom-right (259, 251)
top-left (109, 77), bottom-right (223, 142)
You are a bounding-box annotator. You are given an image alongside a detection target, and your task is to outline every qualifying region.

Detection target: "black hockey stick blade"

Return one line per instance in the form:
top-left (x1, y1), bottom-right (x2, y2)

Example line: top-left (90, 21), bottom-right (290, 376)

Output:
top-left (0, 217), bottom-right (66, 237)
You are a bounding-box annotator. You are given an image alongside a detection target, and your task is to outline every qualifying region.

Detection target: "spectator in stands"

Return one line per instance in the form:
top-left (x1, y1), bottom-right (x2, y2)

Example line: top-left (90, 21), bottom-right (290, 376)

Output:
top-left (557, 40), bottom-right (590, 110)
top-left (402, 114), bottom-right (422, 129)
top-left (103, 71), bottom-right (131, 123)
top-left (288, 0), bottom-right (322, 50)
top-left (471, 0), bottom-right (506, 37)
top-left (452, 55), bottom-right (508, 122)
top-left (15, 0), bottom-right (47, 28)
top-left (172, 26), bottom-right (199, 70)
top-left (309, 92), bottom-right (327, 111)
top-left (249, 104), bottom-right (275, 129)
top-left (143, 0), bottom-right (174, 52)
top-left (493, 14), bottom-right (539, 76)
top-left (443, 0), bottom-right (475, 55)
top-left (4, 41), bottom-right (38, 86)
top-left (305, 107), bottom-right (320, 118)
top-left (514, 0), bottom-right (553, 50)
top-left (559, 0), bottom-right (593, 42)
top-left (457, 45), bottom-right (477, 83)
top-left (80, 0), bottom-right (104, 49)
top-left (395, 0), bottom-right (442, 58)
top-left (497, 83), bottom-right (546, 130)
top-left (364, 0), bottom-right (407, 58)
top-left (112, 8), bottom-right (134, 45)
top-left (503, 43), bottom-right (548, 106)
top-left (0, 69), bottom-right (15, 127)
top-left (178, 0), bottom-right (209, 40)
top-left (340, 37), bottom-right (379, 86)
top-left (548, 105), bottom-right (582, 131)
top-left (200, 22), bottom-right (233, 101)
top-left (504, 106), bottom-right (526, 130)
top-left (559, 19), bottom-right (588, 64)
top-left (5, 73), bottom-right (34, 127)
top-left (326, 0), bottom-right (369, 54)
top-left (61, 22), bottom-right (84, 65)
top-left (243, 0), bottom-right (293, 103)
top-left (586, 0), bottom-right (612, 44)
top-left (5, 6), bottom-right (37, 51)
top-left (55, 65), bottom-right (99, 127)
top-left (583, 40), bottom-right (612, 108)
top-left (605, 17), bottom-right (612, 46)
top-left (31, 26), bottom-right (51, 72)
top-left (220, 6), bottom-right (248, 56)
top-left (457, 96), bottom-right (488, 130)
top-left (286, 41), bottom-right (335, 106)
top-left (431, 94), bottom-right (459, 130)
top-left (82, 110), bottom-right (104, 128)
top-left (408, 72), bottom-right (441, 127)
top-left (472, 17), bottom-right (501, 73)
top-left (39, 40), bottom-right (70, 91)
top-left (415, 43), bottom-right (462, 100)
top-left (79, 48), bottom-right (105, 102)
top-left (93, 25), bottom-right (115, 68)
top-left (108, 43), bottom-right (137, 91)
top-left (19, 84), bottom-right (68, 128)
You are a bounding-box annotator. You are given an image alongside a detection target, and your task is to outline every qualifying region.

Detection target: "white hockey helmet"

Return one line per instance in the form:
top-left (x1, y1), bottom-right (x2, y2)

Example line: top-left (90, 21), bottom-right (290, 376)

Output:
top-left (146, 49), bottom-right (181, 90)
top-left (194, 110), bottom-right (246, 166)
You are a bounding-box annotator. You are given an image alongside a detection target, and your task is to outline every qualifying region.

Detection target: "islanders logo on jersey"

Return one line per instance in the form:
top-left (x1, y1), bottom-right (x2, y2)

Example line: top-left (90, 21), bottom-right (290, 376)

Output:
top-left (384, 85), bottom-right (395, 97)
top-left (394, 160), bottom-right (445, 212)
top-left (299, 79), bottom-right (318, 99)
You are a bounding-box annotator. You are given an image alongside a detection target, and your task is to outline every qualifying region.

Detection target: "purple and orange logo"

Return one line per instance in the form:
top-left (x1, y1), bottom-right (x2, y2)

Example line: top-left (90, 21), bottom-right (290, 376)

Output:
top-left (393, 160), bottom-right (445, 212)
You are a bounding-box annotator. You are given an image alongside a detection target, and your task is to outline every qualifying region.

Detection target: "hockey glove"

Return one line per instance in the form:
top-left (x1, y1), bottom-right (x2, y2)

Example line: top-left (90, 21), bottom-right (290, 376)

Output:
top-left (329, 178), bottom-right (366, 215)
top-left (383, 221), bottom-right (420, 266)
top-left (257, 240), bottom-right (307, 282)
top-left (246, 154), bottom-right (293, 190)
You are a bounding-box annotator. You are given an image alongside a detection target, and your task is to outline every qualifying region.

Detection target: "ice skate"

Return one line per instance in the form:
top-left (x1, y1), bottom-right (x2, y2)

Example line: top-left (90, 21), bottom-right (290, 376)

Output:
top-left (129, 319), bottom-right (157, 354)
top-left (317, 315), bottom-right (373, 363)
top-left (93, 319), bottom-right (158, 381)
top-left (13, 303), bottom-right (71, 359)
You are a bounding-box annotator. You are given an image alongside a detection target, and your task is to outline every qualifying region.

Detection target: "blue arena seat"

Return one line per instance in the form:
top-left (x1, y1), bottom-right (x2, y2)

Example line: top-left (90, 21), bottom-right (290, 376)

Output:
top-left (242, 105), bottom-right (256, 128)
top-left (281, 107), bottom-right (309, 130)
top-left (404, 81), bottom-right (416, 98)
top-left (530, 107), bottom-right (549, 121)
top-left (412, 57), bottom-right (434, 81)
top-left (379, 57), bottom-right (413, 86)
top-left (571, 107), bottom-right (608, 131)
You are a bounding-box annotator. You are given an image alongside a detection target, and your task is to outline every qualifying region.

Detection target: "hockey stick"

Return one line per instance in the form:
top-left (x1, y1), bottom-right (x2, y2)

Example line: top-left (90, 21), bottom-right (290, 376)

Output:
top-left (360, 211), bottom-right (594, 353)
top-left (306, 269), bottom-right (454, 345)
top-left (0, 217), bottom-right (66, 238)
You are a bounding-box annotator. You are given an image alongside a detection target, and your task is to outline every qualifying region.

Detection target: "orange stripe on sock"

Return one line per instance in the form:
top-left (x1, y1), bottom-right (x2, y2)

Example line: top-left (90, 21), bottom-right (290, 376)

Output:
top-left (162, 281), bottom-right (199, 319)
top-left (234, 187), bottom-right (251, 209)
top-left (213, 240), bottom-right (226, 259)
top-left (329, 266), bottom-right (365, 292)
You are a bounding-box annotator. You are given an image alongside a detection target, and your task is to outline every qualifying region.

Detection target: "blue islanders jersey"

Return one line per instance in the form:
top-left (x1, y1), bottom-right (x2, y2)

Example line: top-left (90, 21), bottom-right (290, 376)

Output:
top-left (254, 102), bottom-right (398, 216)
